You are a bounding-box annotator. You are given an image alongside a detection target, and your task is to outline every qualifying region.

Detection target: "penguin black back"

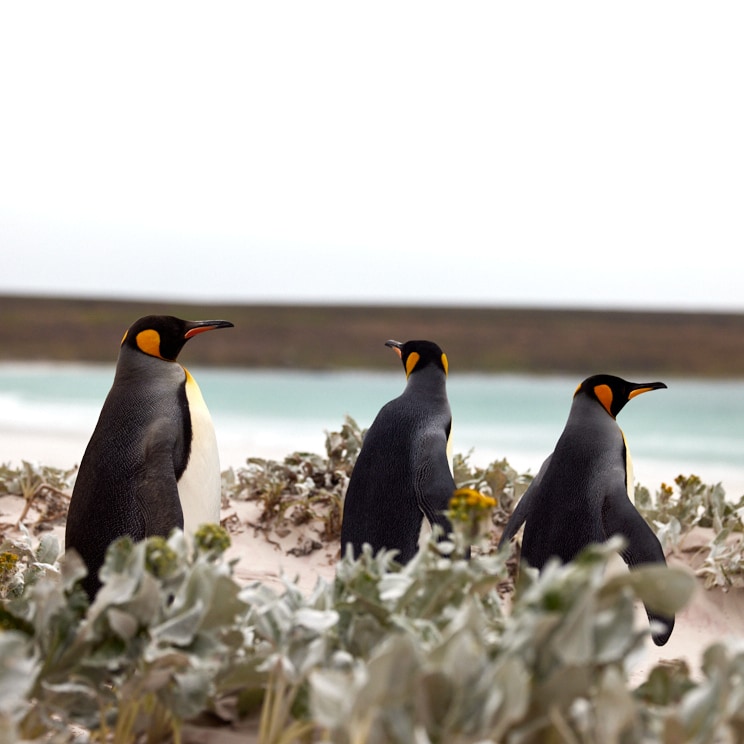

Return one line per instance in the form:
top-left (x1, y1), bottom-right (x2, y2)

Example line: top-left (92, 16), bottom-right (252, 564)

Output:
top-left (498, 374), bottom-right (675, 645)
top-left (340, 340), bottom-right (456, 564)
top-left (65, 315), bottom-right (233, 598)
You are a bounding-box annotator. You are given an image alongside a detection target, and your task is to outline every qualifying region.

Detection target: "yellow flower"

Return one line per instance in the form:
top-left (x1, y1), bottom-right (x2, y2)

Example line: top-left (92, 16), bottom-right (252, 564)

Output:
top-left (448, 488), bottom-right (498, 544)
top-left (450, 488), bottom-right (497, 512)
top-left (0, 552), bottom-right (19, 577)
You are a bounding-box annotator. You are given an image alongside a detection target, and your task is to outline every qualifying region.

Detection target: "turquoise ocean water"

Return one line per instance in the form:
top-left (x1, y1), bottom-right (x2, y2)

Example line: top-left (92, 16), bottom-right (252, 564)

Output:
top-left (1, 363), bottom-right (743, 497)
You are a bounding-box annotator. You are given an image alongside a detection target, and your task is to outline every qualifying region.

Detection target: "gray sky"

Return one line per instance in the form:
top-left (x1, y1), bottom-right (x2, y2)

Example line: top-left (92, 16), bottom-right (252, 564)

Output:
top-left (1, 2), bottom-right (743, 310)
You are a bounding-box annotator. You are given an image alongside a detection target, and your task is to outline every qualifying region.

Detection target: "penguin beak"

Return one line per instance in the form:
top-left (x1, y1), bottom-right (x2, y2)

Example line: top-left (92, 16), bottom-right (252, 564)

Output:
top-left (385, 339), bottom-right (403, 358)
top-left (184, 320), bottom-right (235, 340)
top-left (628, 381), bottom-right (667, 399)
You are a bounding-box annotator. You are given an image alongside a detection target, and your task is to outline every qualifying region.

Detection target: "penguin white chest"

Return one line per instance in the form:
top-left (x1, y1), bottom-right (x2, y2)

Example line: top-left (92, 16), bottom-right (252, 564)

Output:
top-left (178, 369), bottom-right (222, 534)
top-left (621, 430), bottom-right (635, 499)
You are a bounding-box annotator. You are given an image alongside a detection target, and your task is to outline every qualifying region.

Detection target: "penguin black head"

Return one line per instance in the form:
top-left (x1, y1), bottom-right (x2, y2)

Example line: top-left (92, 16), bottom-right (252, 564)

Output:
top-left (575, 374), bottom-right (667, 419)
top-left (121, 315), bottom-right (234, 361)
top-left (384, 339), bottom-right (449, 379)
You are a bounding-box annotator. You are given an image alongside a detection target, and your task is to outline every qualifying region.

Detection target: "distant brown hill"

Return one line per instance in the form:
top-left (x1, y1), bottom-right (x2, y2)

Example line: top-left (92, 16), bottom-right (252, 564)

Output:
top-left (1, 294), bottom-right (743, 377)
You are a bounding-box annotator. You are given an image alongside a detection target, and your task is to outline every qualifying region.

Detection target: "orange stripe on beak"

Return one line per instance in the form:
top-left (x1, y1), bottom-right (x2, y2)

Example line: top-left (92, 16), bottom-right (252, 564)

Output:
top-left (185, 325), bottom-right (218, 339)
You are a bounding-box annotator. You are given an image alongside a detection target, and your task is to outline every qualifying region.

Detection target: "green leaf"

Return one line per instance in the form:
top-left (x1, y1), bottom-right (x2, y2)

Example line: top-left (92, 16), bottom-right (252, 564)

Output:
top-left (106, 608), bottom-right (139, 641)
top-left (603, 565), bottom-right (696, 617)
top-left (151, 600), bottom-right (205, 646)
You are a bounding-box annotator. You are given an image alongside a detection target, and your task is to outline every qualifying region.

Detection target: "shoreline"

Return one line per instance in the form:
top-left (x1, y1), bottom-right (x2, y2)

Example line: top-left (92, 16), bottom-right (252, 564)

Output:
top-left (4, 426), bottom-right (744, 500)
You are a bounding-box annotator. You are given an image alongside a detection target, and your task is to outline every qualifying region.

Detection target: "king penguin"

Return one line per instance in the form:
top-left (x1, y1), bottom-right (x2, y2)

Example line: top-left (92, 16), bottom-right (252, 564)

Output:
top-left (340, 339), bottom-right (458, 564)
top-left (498, 374), bottom-right (673, 645)
top-left (65, 315), bottom-right (234, 598)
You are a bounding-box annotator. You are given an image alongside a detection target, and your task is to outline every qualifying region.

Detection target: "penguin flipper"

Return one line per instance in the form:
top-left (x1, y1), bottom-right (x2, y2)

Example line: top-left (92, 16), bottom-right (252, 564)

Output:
top-left (497, 454), bottom-right (551, 549)
top-left (602, 489), bottom-right (674, 646)
top-left (137, 420), bottom-right (185, 538)
top-left (413, 431), bottom-right (457, 541)
top-left (497, 483), bottom-right (533, 548)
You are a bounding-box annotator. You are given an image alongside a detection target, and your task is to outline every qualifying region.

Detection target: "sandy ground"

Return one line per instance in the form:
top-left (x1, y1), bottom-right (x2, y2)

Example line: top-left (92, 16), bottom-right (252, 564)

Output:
top-left (1, 441), bottom-right (743, 739)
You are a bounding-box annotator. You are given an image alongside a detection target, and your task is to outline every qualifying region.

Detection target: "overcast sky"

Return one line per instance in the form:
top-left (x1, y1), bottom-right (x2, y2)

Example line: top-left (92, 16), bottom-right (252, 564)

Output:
top-left (1, 3), bottom-right (742, 311)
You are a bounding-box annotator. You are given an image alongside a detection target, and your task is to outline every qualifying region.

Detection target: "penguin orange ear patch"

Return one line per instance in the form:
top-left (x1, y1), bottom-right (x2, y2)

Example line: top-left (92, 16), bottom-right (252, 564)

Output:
top-left (405, 352), bottom-right (420, 378)
top-left (594, 384), bottom-right (614, 416)
top-left (441, 353), bottom-right (449, 376)
top-left (136, 329), bottom-right (163, 359)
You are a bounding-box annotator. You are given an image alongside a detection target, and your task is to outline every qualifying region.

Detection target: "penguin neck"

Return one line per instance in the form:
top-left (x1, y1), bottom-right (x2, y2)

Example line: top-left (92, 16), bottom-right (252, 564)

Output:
top-left (114, 347), bottom-right (184, 387)
top-left (572, 393), bottom-right (617, 422)
top-left (403, 367), bottom-right (449, 401)
top-left (564, 394), bottom-right (621, 439)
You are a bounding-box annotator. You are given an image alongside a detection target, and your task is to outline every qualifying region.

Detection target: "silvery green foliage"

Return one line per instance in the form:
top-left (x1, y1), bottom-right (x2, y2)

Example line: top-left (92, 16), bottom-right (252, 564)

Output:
top-left (0, 528), bottom-right (250, 742)
top-left (0, 461), bottom-right (74, 502)
top-left (635, 475), bottom-right (744, 589)
top-left (636, 639), bottom-right (744, 743)
top-left (3, 525), bottom-right (744, 742)
top-left (311, 538), bottom-right (696, 744)
top-left (2, 446), bottom-right (744, 741)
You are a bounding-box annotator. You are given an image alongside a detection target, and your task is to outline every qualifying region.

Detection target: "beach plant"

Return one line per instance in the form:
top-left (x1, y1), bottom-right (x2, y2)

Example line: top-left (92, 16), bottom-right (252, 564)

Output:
top-left (2, 510), bottom-right (744, 741)
top-left (447, 487), bottom-right (498, 558)
top-left (0, 525), bottom-right (249, 743)
top-left (0, 461), bottom-right (73, 527)
top-left (635, 474), bottom-right (744, 589)
top-left (635, 475), bottom-right (744, 543)
top-left (221, 415), bottom-right (364, 548)
top-left (3, 426), bottom-right (744, 740)
top-left (452, 452), bottom-right (533, 531)
top-left (309, 537), bottom-right (698, 743)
